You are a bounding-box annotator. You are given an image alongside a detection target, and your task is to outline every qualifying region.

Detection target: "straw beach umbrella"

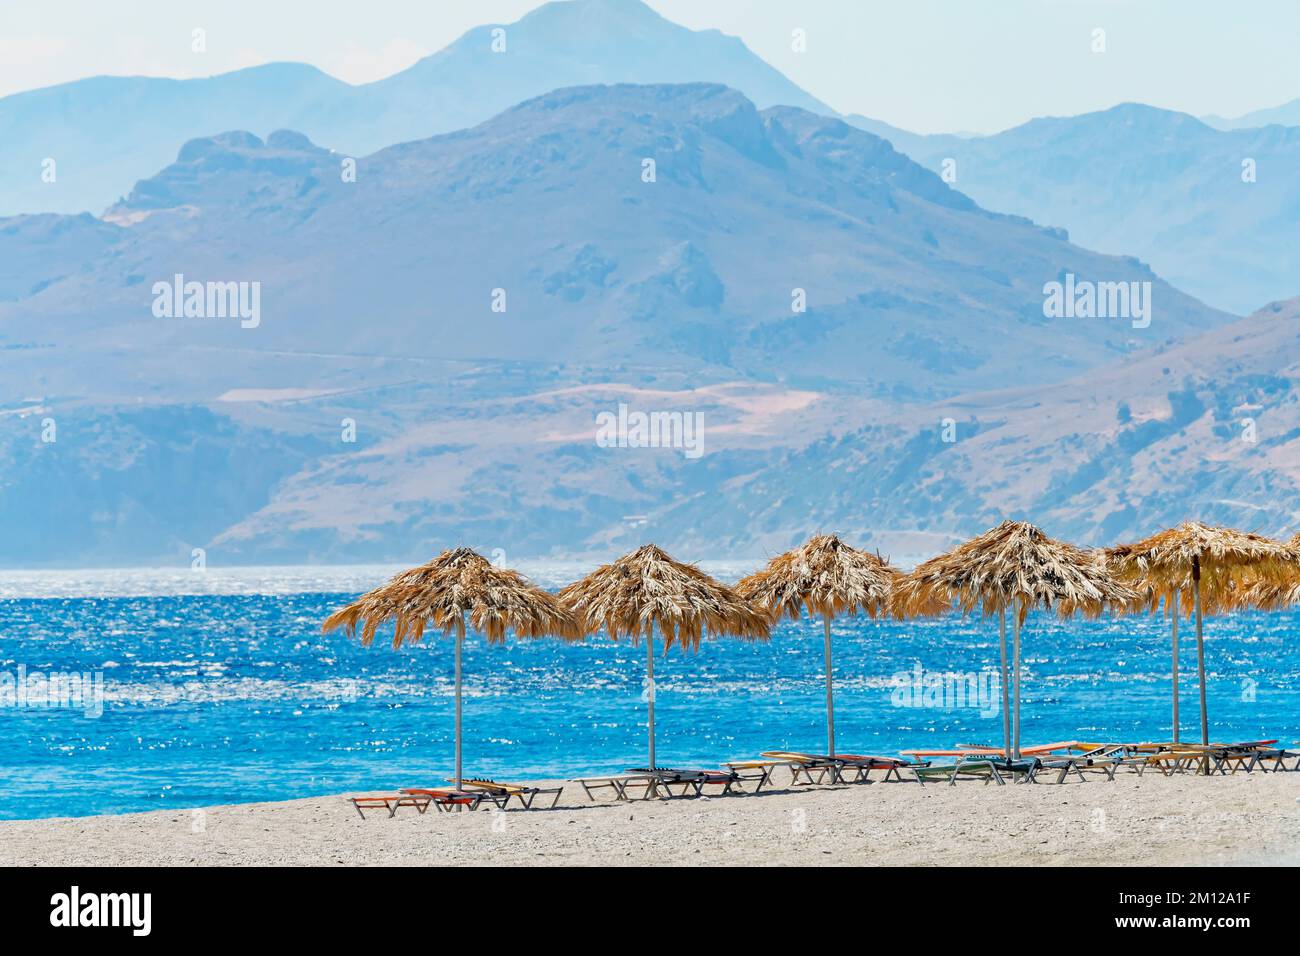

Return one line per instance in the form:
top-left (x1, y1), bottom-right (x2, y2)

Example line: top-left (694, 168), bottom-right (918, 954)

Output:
top-left (322, 547), bottom-right (581, 790)
top-left (1227, 532), bottom-right (1300, 612)
top-left (1108, 522), bottom-right (1294, 747)
top-left (558, 544), bottom-right (770, 771)
top-left (736, 534), bottom-right (899, 756)
top-left (893, 520), bottom-right (1135, 758)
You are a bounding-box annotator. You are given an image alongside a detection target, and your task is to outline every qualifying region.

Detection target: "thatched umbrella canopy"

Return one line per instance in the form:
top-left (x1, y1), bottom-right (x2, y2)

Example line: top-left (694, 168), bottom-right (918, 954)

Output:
top-left (323, 547), bottom-right (581, 789)
top-left (1224, 532), bottom-right (1300, 611)
top-left (559, 544), bottom-right (769, 771)
top-left (893, 520), bottom-right (1135, 758)
top-left (1108, 522), bottom-right (1295, 746)
top-left (736, 534), bottom-right (899, 756)
top-left (1233, 577), bottom-right (1300, 611)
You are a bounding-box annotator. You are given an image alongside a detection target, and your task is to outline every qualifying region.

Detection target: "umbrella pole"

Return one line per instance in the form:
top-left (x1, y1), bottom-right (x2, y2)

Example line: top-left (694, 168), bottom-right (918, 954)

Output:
top-left (999, 607), bottom-right (1011, 758)
top-left (1012, 609), bottom-right (1022, 760)
top-left (823, 615), bottom-right (835, 757)
top-left (1194, 558), bottom-right (1208, 757)
top-left (1171, 591), bottom-right (1180, 745)
top-left (646, 624), bottom-right (656, 772)
top-left (454, 621), bottom-right (463, 792)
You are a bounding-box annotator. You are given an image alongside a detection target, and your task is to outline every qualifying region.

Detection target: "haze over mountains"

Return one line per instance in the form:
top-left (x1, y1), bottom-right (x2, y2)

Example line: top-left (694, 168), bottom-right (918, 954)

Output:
top-left (0, 81), bottom-right (1256, 566)
top-left (1, 84), bottom-right (1226, 402)
top-left (2, 0), bottom-right (1300, 567)
top-left (0, 0), bottom-right (827, 217)
top-left (4, 0), bottom-right (1298, 313)
top-left (872, 104), bottom-right (1300, 314)
top-left (1204, 96), bottom-right (1300, 131)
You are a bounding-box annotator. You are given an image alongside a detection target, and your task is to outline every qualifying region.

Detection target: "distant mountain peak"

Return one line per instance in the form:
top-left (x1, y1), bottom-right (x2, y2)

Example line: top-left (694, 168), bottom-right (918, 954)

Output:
top-left (0, 0), bottom-right (831, 217)
top-left (521, 0), bottom-right (672, 25)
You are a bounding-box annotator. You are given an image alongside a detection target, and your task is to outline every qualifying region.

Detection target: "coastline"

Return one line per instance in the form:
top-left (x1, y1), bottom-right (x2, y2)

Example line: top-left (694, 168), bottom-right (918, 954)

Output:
top-left (4, 772), bottom-right (1297, 867)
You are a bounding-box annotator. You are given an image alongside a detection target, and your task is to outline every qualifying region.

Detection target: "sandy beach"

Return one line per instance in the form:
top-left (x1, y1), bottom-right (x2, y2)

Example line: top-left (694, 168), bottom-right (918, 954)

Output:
top-left (4, 772), bottom-right (1297, 867)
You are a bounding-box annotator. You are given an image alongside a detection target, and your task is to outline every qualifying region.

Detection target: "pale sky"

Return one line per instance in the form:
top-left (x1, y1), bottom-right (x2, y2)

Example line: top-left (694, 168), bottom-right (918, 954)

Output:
top-left (2, 0), bottom-right (1298, 133)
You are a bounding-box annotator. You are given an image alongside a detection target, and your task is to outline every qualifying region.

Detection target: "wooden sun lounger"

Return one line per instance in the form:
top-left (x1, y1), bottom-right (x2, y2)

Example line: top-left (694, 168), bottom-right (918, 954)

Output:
top-left (350, 793), bottom-right (434, 819)
top-left (1126, 749), bottom-right (1210, 776)
top-left (449, 778), bottom-right (564, 809)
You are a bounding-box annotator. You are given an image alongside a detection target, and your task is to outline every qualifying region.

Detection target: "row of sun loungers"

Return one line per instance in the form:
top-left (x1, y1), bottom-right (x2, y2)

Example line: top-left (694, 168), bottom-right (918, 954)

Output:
top-left (350, 739), bottom-right (1300, 816)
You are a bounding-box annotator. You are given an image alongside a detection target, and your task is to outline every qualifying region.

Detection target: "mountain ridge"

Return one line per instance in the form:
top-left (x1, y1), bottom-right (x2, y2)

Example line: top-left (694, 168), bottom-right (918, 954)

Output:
top-left (0, 82), bottom-right (1252, 567)
top-left (854, 102), bottom-right (1300, 314)
top-left (0, 0), bottom-right (831, 217)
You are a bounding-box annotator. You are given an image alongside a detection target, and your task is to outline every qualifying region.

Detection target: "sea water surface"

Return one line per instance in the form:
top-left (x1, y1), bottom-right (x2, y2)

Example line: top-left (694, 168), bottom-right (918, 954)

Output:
top-left (1, 564), bottom-right (1297, 820)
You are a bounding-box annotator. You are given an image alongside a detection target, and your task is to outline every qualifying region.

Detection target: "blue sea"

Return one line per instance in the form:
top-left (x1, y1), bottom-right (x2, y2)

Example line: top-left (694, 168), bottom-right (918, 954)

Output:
top-left (1, 564), bottom-right (1297, 820)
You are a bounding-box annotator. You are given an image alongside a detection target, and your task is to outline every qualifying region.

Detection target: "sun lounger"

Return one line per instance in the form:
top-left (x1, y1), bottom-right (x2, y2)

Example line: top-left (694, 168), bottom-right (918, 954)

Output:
top-left (723, 759), bottom-right (788, 792)
top-left (625, 768), bottom-right (740, 797)
top-left (1210, 740), bottom-right (1283, 774)
top-left (398, 786), bottom-right (505, 811)
top-left (1253, 742), bottom-right (1300, 772)
top-left (1134, 749), bottom-right (1210, 776)
top-left (349, 793), bottom-right (434, 819)
top-left (1161, 740), bottom-right (1279, 775)
top-left (1083, 740), bottom-right (1271, 776)
top-left (915, 755), bottom-right (1042, 786)
top-left (1072, 742), bottom-right (1181, 775)
top-left (757, 751), bottom-right (930, 785)
top-left (834, 754), bottom-right (932, 782)
top-left (451, 778), bottom-right (564, 809)
top-left (910, 760), bottom-right (999, 786)
top-left (759, 751), bottom-right (846, 785)
top-left (1036, 746), bottom-right (1125, 783)
top-left (903, 740), bottom-right (1083, 759)
top-left (569, 774), bottom-right (659, 802)
top-left (762, 750), bottom-right (896, 785)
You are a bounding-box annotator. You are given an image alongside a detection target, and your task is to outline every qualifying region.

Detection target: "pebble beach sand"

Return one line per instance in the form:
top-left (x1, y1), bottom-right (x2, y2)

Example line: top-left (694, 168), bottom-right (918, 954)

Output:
top-left (4, 772), bottom-right (1298, 867)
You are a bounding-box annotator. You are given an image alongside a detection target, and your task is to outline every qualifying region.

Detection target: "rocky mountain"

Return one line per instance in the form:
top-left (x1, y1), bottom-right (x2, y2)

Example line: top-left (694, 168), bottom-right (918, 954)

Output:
top-left (0, 83), bottom-right (1252, 566)
top-left (202, 295), bottom-right (1300, 565)
top-left (7, 0), bottom-right (1296, 320)
top-left (0, 0), bottom-right (829, 217)
top-left (0, 85), bottom-right (1228, 405)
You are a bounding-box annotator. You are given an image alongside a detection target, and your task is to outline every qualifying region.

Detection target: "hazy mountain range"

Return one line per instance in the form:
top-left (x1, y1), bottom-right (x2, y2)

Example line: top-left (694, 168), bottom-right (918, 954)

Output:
top-left (0, 0), bottom-right (826, 218)
top-left (1204, 97), bottom-right (1300, 131)
top-left (1, 83), bottom-right (1226, 401)
top-left (866, 104), bottom-right (1300, 314)
top-left (0, 82), bottom-right (1257, 566)
top-left (2, 0), bottom-right (1299, 567)
top-left (3, 0), bottom-right (1298, 313)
